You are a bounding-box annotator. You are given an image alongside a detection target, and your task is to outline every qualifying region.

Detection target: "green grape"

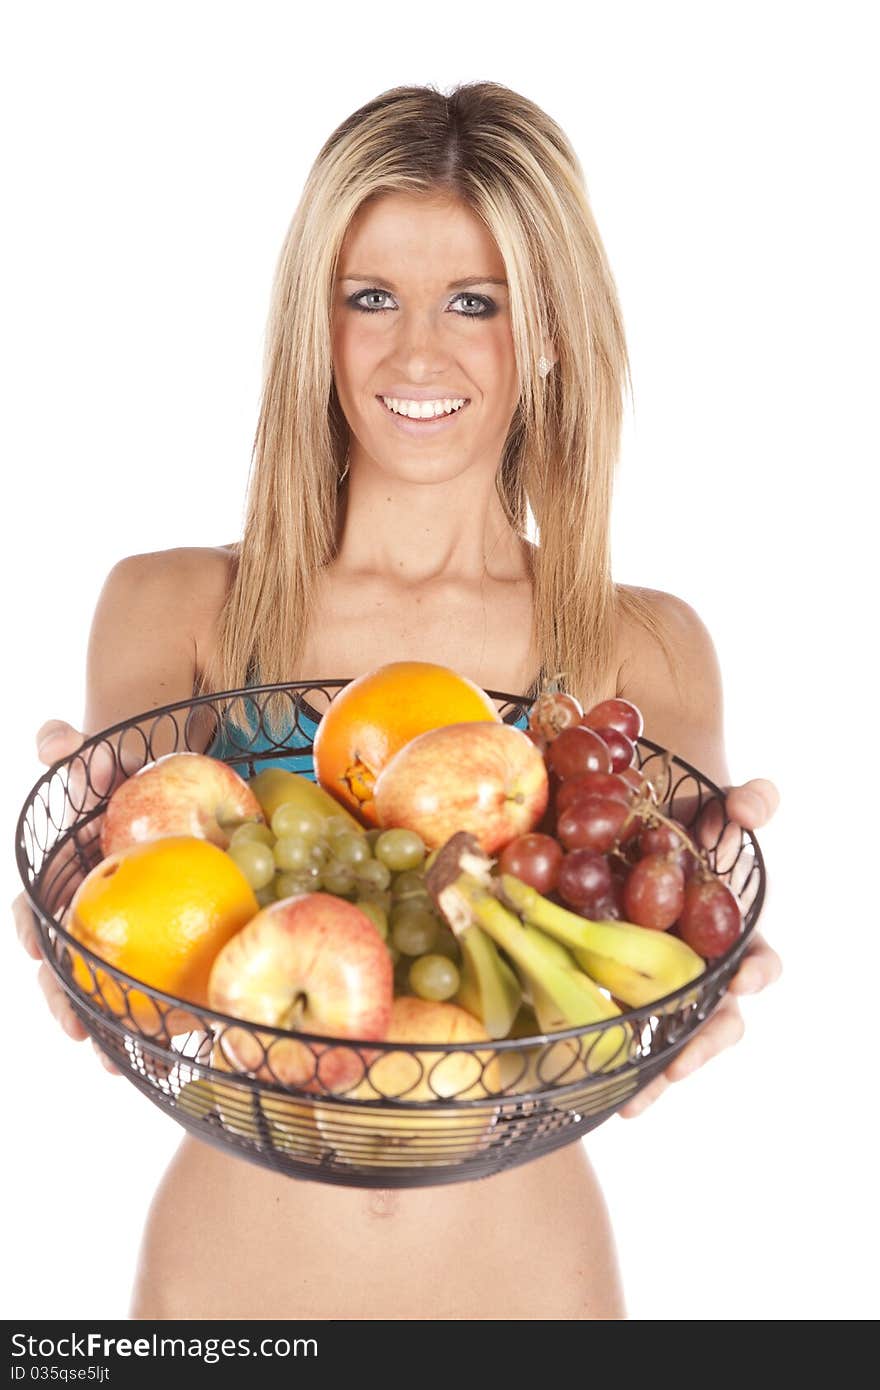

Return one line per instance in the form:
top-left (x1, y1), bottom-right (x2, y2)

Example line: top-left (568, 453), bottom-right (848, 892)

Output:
top-left (270, 802), bottom-right (325, 840)
top-left (272, 834), bottom-right (314, 872)
top-left (324, 815), bottom-right (358, 841)
top-left (391, 907), bottom-right (438, 957)
top-left (255, 884), bottom-right (276, 908)
top-left (356, 898), bottom-right (388, 940)
top-left (365, 827), bottom-right (384, 851)
top-left (275, 865), bottom-right (321, 899)
top-left (310, 838), bottom-right (332, 865)
top-left (409, 954), bottom-right (461, 1002)
top-left (332, 832), bottom-right (372, 868)
top-left (229, 821), bottom-right (275, 849)
top-left (356, 858), bottom-right (392, 892)
top-left (360, 887), bottom-right (393, 916)
top-left (375, 829), bottom-right (427, 872)
top-left (322, 861), bottom-right (357, 897)
top-left (391, 869), bottom-right (429, 902)
top-left (228, 840), bottom-right (275, 891)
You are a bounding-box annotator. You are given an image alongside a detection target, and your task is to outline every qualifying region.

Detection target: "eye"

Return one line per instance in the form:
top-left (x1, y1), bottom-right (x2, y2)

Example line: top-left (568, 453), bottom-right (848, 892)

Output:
top-left (347, 289), bottom-right (497, 318)
top-left (451, 293), bottom-right (495, 317)
top-left (349, 289), bottom-right (395, 313)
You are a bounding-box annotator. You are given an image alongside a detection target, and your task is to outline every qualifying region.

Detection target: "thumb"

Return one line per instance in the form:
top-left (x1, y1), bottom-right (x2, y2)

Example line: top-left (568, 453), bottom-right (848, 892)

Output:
top-left (36, 720), bottom-right (85, 763)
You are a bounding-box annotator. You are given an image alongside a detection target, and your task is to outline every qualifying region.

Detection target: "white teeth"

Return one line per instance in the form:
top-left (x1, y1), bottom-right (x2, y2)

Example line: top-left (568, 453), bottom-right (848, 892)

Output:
top-left (381, 397), bottom-right (467, 419)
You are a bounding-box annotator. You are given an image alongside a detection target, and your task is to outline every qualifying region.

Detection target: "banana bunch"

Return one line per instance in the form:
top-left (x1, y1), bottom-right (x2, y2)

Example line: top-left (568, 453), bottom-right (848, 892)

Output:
top-left (425, 833), bottom-right (705, 1075)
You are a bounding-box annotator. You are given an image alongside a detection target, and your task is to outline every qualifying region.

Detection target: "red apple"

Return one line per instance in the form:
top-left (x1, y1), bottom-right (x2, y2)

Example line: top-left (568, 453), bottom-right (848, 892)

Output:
top-left (372, 722), bottom-right (549, 853)
top-left (207, 892), bottom-right (393, 1094)
top-left (101, 751), bottom-right (264, 856)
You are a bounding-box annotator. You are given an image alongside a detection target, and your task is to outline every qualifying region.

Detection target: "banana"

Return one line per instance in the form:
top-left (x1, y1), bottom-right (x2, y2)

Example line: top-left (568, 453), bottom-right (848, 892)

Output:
top-left (247, 766), bottom-right (364, 832)
top-left (454, 922), bottom-right (523, 1040)
top-left (426, 839), bottom-right (632, 1073)
top-left (498, 874), bottom-right (705, 1008)
top-left (514, 923), bottom-right (632, 1073)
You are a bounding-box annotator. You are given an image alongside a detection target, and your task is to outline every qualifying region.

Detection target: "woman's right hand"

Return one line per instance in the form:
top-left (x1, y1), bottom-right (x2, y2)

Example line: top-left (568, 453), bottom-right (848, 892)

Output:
top-left (13, 719), bottom-right (122, 1073)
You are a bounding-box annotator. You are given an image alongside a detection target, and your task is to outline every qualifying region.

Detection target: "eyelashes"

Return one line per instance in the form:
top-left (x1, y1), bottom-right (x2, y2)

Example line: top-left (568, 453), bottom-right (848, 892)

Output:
top-left (347, 289), bottom-right (497, 319)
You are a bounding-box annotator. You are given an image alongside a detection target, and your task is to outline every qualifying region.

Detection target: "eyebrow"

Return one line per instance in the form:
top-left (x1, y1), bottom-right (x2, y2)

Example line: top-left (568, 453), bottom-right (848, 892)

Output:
top-left (339, 274), bottom-right (508, 290)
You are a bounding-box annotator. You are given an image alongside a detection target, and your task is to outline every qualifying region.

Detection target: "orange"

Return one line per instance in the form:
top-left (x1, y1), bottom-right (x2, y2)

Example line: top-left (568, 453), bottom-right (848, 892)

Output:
top-left (313, 660), bottom-right (501, 825)
top-left (68, 835), bottom-right (259, 1033)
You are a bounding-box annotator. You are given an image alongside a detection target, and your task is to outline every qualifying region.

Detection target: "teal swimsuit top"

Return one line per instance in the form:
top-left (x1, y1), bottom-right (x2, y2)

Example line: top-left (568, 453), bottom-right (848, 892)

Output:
top-left (206, 674), bottom-right (542, 784)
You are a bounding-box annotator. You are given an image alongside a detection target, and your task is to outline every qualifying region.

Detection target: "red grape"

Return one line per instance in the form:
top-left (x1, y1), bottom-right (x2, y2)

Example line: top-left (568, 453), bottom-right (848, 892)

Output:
top-left (593, 877), bottom-right (628, 920)
top-left (498, 833), bottom-right (563, 894)
top-left (557, 850), bottom-right (613, 913)
top-left (620, 765), bottom-right (648, 796)
top-left (589, 725), bottom-right (636, 774)
top-left (557, 795), bottom-right (634, 854)
top-left (622, 853), bottom-right (686, 930)
top-left (547, 726), bottom-right (613, 780)
top-left (528, 691), bottom-right (584, 741)
top-left (638, 821), bottom-right (699, 878)
top-left (556, 770), bottom-right (632, 815)
top-left (582, 697), bottom-right (643, 742)
top-left (678, 879), bottom-right (742, 958)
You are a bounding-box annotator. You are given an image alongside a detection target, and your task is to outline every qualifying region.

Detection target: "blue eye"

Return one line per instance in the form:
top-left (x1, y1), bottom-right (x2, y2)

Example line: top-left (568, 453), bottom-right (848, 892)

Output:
top-left (348, 289), bottom-right (496, 318)
top-left (350, 289), bottom-right (395, 312)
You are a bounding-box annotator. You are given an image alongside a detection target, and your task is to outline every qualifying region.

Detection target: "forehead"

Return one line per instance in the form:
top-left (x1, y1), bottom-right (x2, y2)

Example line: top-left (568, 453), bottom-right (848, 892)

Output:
top-left (338, 191), bottom-right (505, 280)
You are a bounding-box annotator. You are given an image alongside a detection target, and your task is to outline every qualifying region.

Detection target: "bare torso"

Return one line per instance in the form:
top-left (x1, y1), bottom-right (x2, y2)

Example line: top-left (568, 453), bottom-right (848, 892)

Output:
top-left (128, 545), bottom-right (627, 1320)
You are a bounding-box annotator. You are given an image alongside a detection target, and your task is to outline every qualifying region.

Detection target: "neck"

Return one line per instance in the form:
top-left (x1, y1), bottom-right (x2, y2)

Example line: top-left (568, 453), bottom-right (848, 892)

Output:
top-left (331, 454), bottom-right (531, 586)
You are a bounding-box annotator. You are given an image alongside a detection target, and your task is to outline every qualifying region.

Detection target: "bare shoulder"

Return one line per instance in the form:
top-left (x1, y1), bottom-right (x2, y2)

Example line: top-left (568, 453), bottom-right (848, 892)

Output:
top-left (108, 543), bottom-right (234, 589)
top-left (613, 584), bottom-right (730, 785)
top-left (614, 584), bottom-right (714, 687)
top-left (104, 543), bottom-right (235, 671)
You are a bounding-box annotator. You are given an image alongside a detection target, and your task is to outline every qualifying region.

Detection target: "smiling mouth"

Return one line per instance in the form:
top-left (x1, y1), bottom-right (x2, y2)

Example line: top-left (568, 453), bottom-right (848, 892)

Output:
top-left (376, 396), bottom-right (471, 422)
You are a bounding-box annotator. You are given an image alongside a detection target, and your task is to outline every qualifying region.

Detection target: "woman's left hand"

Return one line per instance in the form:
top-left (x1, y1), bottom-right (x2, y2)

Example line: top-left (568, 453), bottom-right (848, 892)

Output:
top-left (619, 777), bottom-right (782, 1119)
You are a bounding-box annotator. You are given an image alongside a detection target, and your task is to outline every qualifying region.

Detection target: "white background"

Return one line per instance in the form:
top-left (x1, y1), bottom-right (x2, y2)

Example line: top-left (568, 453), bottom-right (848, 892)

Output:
top-left (3, 1), bottom-right (877, 1321)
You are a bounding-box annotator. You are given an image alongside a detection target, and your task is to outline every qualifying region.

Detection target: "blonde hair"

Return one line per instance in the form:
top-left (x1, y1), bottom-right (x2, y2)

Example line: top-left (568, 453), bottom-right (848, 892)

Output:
top-left (196, 80), bottom-right (676, 737)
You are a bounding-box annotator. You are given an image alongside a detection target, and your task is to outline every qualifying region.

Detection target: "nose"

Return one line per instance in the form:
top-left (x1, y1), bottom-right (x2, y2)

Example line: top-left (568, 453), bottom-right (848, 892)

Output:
top-left (392, 306), bottom-right (453, 379)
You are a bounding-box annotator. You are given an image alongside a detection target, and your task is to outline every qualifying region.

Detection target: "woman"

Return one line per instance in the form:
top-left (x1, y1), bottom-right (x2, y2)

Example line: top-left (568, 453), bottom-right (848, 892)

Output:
top-left (15, 81), bottom-right (781, 1320)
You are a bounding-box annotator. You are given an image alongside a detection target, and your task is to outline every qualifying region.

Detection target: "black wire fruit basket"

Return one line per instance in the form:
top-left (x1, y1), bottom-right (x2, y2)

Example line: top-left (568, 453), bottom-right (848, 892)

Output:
top-left (16, 681), bottom-right (765, 1188)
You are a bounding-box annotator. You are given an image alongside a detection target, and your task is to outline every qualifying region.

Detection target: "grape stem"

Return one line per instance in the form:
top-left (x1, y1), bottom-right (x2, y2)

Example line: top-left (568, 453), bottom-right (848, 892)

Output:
top-left (619, 764), bottom-right (714, 881)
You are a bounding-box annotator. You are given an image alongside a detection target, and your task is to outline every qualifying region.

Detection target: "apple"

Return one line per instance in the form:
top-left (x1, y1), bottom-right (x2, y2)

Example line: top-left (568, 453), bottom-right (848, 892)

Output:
top-left (101, 751), bottom-right (264, 857)
top-left (372, 722), bottom-right (549, 854)
top-left (207, 892), bottom-right (393, 1095)
top-left (314, 996), bottom-right (502, 1167)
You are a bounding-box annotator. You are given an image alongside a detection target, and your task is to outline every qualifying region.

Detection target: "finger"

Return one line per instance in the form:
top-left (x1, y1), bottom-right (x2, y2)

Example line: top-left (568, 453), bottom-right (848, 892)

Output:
top-left (36, 720), bottom-right (85, 762)
top-left (727, 933), bottom-right (783, 995)
top-left (37, 961), bottom-right (89, 1041)
top-left (619, 1073), bottom-right (671, 1119)
top-left (13, 892), bottom-right (44, 960)
top-left (725, 778), bottom-right (780, 830)
top-left (91, 1039), bottom-right (120, 1075)
top-left (664, 997), bottom-right (746, 1080)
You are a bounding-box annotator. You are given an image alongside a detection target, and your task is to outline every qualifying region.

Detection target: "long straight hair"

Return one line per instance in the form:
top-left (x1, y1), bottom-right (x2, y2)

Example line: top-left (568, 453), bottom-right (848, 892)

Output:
top-left (195, 81), bottom-right (676, 736)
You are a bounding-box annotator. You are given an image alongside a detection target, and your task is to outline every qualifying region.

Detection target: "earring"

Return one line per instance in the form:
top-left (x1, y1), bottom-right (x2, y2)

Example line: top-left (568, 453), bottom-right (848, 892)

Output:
top-left (538, 355), bottom-right (553, 378)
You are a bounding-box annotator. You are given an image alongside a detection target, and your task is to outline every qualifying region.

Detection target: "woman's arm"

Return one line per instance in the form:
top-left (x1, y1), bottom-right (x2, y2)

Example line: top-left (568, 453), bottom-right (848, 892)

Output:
top-left (15, 549), bottom-right (209, 1061)
top-left (612, 587), bottom-right (782, 1117)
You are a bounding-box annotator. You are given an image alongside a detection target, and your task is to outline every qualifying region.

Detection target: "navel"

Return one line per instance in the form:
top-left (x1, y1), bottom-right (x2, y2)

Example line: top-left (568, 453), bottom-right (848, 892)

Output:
top-left (368, 1187), bottom-right (400, 1218)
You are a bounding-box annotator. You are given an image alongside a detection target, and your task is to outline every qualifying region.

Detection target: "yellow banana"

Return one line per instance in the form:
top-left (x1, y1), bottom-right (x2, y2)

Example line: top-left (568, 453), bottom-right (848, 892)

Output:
top-left (247, 766), bottom-right (364, 833)
top-left (426, 838), bottom-right (632, 1074)
top-left (499, 874), bottom-right (704, 1008)
top-left (454, 922), bottom-right (523, 1040)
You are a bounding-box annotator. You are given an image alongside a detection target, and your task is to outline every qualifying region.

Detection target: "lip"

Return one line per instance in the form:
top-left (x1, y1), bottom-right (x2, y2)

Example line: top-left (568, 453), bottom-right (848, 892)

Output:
top-left (376, 395), bottom-right (471, 436)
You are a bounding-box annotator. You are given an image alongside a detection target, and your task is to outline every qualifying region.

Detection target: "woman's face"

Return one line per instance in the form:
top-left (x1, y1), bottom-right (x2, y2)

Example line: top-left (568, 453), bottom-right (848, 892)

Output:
top-left (331, 191), bottom-right (519, 485)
